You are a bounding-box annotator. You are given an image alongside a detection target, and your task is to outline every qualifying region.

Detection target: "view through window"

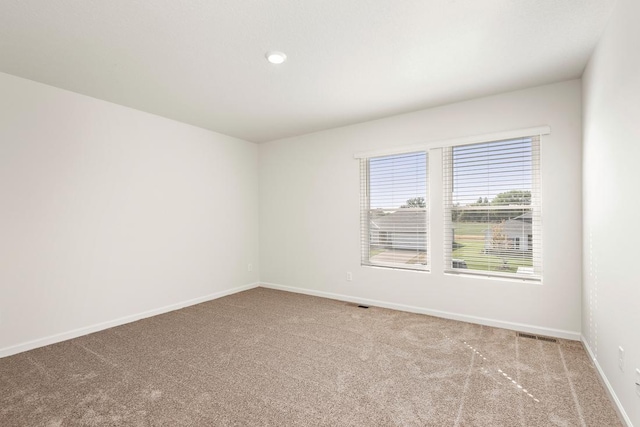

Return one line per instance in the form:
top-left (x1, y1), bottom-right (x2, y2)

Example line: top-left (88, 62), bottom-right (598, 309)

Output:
top-left (360, 151), bottom-right (428, 271)
top-left (443, 136), bottom-right (542, 279)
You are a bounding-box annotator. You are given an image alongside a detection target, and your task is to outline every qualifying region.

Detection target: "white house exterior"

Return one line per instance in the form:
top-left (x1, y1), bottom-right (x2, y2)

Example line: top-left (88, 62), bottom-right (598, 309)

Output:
top-left (483, 212), bottom-right (533, 252)
top-left (369, 210), bottom-right (427, 251)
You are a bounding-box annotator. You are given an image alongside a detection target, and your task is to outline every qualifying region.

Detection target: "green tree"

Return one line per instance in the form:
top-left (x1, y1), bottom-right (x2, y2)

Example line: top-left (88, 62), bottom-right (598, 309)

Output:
top-left (491, 190), bottom-right (531, 207)
top-left (402, 197), bottom-right (426, 208)
top-left (457, 196), bottom-right (489, 222)
top-left (490, 190), bottom-right (531, 221)
top-left (455, 190), bottom-right (531, 223)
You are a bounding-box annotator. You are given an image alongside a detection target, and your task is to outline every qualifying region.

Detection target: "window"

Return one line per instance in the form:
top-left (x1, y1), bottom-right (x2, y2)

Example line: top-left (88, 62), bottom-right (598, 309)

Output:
top-left (360, 151), bottom-right (428, 271)
top-left (443, 136), bottom-right (542, 280)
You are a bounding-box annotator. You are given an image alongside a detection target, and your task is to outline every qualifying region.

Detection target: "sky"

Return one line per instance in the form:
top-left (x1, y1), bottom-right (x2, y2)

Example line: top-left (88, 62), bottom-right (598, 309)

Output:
top-left (451, 137), bottom-right (533, 205)
top-left (369, 151), bottom-right (427, 209)
top-left (368, 138), bottom-right (534, 209)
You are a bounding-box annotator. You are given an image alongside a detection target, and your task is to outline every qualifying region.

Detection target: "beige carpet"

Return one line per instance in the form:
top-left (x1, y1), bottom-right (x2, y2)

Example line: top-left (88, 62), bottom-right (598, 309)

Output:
top-left (0, 287), bottom-right (622, 426)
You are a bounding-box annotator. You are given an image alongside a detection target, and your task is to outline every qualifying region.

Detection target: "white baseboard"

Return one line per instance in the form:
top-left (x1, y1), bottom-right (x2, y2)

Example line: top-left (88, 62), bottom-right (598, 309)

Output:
top-left (259, 282), bottom-right (581, 341)
top-left (581, 337), bottom-right (633, 427)
top-left (0, 282), bottom-right (260, 359)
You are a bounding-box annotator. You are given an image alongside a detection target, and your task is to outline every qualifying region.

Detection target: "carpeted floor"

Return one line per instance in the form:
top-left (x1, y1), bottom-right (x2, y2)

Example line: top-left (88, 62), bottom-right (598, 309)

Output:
top-left (0, 287), bottom-right (623, 426)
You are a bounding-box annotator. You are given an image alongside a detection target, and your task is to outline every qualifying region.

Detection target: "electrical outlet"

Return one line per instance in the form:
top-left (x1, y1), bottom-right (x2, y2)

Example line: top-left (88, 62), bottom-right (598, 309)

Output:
top-left (635, 369), bottom-right (640, 397)
top-left (618, 346), bottom-right (624, 371)
top-left (247, 264), bottom-right (253, 272)
top-left (346, 272), bottom-right (353, 281)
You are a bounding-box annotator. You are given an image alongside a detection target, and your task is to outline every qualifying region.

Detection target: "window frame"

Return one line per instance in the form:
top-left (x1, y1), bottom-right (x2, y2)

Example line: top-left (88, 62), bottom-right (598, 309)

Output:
top-left (359, 151), bottom-right (430, 272)
top-left (354, 126), bottom-right (549, 282)
top-left (442, 136), bottom-right (543, 282)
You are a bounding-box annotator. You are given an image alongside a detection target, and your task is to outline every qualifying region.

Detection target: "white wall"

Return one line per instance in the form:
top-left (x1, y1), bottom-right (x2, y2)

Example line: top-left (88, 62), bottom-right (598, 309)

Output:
top-left (0, 72), bottom-right (259, 356)
top-left (259, 80), bottom-right (583, 338)
top-left (582, 0), bottom-right (640, 424)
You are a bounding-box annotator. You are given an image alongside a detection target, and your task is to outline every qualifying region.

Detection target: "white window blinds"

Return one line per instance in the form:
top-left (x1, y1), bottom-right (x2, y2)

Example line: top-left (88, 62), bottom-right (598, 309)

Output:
top-left (360, 151), bottom-right (429, 271)
top-left (443, 136), bottom-right (542, 280)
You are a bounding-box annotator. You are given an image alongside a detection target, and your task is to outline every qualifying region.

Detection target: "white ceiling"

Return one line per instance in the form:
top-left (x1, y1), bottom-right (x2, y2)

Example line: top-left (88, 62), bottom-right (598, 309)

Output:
top-left (0, 0), bottom-right (614, 143)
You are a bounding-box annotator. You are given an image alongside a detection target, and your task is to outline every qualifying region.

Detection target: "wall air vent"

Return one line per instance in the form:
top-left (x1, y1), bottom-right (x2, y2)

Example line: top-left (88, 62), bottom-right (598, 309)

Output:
top-left (517, 332), bottom-right (557, 343)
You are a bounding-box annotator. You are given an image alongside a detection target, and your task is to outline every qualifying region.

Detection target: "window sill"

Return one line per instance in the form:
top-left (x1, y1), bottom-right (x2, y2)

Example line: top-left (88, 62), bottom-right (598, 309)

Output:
top-left (362, 264), bottom-right (431, 274)
top-left (444, 271), bottom-right (542, 284)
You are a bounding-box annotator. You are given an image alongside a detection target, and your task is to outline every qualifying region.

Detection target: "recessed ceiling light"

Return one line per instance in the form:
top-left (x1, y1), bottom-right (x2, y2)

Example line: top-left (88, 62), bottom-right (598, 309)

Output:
top-left (266, 51), bottom-right (287, 64)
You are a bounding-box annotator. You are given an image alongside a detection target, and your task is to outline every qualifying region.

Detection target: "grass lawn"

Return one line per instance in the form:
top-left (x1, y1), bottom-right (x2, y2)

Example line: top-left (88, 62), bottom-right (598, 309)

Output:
top-left (452, 221), bottom-right (488, 236)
